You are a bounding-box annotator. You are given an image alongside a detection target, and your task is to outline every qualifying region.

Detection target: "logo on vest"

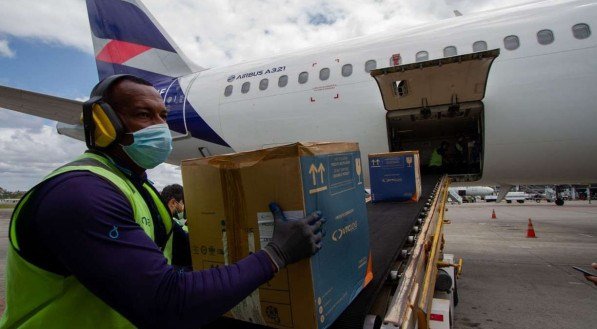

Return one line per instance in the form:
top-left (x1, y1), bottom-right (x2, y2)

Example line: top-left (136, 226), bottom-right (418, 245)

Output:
top-left (141, 217), bottom-right (151, 226)
top-left (109, 226), bottom-right (119, 239)
top-left (331, 221), bottom-right (358, 242)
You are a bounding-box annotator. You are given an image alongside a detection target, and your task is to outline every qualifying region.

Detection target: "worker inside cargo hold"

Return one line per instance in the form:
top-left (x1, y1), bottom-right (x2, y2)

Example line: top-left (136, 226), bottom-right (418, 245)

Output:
top-left (0, 74), bottom-right (326, 328)
top-left (428, 141), bottom-right (450, 174)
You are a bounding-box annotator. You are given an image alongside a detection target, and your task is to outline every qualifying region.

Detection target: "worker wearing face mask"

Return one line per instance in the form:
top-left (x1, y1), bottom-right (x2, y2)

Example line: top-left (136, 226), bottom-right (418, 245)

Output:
top-left (161, 184), bottom-right (187, 229)
top-left (1, 74), bottom-right (325, 329)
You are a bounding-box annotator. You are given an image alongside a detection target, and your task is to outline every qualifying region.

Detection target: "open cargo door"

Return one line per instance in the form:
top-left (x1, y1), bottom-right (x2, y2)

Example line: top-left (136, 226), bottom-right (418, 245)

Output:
top-left (370, 49), bottom-right (499, 182)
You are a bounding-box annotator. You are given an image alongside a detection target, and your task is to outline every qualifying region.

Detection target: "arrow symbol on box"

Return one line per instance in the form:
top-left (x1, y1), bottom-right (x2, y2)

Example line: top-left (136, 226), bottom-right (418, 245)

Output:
top-left (309, 164), bottom-right (318, 186)
top-left (318, 163), bottom-right (325, 183)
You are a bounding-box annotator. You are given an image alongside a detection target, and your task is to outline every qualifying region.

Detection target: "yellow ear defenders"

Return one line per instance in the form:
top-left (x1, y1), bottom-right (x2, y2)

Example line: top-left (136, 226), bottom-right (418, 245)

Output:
top-left (82, 74), bottom-right (133, 149)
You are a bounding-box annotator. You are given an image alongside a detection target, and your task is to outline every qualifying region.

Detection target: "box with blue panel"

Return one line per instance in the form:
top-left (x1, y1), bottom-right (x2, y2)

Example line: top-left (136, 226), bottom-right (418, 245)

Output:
top-left (182, 142), bottom-right (372, 329)
top-left (368, 151), bottom-right (421, 202)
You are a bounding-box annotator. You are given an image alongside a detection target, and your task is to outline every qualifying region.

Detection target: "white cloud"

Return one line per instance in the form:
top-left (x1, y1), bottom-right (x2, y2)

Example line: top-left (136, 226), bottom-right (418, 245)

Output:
top-left (0, 110), bottom-right (183, 191)
top-left (0, 0), bottom-right (91, 53)
top-left (147, 163), bottom-right (182, 192)
top-left (0, 39), bottom-right (15, 58)
top-left (0, 111), bottom-right (86, 191)
top-left (0, 0), bottom-right (535, 66)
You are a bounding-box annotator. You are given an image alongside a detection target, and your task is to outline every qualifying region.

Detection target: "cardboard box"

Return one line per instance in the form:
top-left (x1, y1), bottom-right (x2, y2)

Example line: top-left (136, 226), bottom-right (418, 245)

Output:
top-left (368, 151), bottom-right (421, 202)
top-left (181, 142), bottom-right (372, 329)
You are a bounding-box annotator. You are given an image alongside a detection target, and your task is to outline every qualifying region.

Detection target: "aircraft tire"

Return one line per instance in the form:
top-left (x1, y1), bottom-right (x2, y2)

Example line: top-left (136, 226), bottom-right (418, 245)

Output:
top-left (555, 198), bottom-right (564, 206)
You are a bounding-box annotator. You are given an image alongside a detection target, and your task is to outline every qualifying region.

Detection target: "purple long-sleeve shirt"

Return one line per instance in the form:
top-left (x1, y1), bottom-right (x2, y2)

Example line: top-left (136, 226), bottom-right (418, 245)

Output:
top-left (15, 170), bottom-right (275, 328)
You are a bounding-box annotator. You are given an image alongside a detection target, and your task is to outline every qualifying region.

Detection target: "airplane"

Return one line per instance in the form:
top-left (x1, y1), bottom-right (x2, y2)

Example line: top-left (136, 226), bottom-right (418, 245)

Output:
top-left (449, 186), bottom-right (495, 197)
top-left (1, 0), bottom-right (596, 208)
top-left (447, 186), bottom-right (494, 204)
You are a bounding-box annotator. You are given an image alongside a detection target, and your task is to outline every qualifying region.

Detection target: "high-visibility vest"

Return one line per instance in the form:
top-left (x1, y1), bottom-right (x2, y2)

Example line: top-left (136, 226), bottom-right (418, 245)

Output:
top-left (0, 152), bottom-right (173, 328)
top-left (429, 149), bottom-right (443, 167)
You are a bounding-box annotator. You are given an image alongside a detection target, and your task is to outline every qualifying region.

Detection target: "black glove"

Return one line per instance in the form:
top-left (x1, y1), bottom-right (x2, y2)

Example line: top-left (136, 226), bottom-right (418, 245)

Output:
top-left (263, 202), bottom-right (326, 271)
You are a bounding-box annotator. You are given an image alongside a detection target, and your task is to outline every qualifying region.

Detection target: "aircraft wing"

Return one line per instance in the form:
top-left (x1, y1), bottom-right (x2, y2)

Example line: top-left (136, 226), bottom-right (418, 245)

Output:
top-left (0, 84), bottom-right (83, 125)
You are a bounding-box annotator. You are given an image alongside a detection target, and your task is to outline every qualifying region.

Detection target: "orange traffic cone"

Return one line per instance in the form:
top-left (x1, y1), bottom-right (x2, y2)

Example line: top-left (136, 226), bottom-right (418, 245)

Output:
top-left (491, 209), bottom-right (497, 219)
top-left (526, 218), bottom-right (536, 238)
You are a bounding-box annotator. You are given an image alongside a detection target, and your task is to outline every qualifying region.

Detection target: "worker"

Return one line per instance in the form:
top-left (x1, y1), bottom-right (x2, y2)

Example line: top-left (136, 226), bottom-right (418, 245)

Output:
top-left (428, 141), bottom-right (449, 173)
top-left (160, 183), bottom-right (192, 268)
top-left (0, 74), bottom-right (325, 328)
top-left (161, 183), bottom-right (187, 229)
top-left (454, 136), bottom-right (468, 172)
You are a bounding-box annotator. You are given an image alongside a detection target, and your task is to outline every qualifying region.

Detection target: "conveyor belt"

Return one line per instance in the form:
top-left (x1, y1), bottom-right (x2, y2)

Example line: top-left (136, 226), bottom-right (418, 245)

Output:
top-left (330, 174), bottom-right (440, 329)
top-left (204, 175), bottom-right (441, 329)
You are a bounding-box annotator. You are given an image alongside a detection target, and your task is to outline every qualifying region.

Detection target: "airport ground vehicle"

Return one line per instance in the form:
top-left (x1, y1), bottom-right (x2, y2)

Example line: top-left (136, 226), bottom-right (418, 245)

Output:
top-left (485, 192), bottom-right (527, 203)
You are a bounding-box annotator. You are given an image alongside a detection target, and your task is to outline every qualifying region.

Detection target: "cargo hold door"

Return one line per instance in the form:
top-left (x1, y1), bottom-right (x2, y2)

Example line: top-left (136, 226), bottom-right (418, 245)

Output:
top-left (370, 49), bottom-right (499, 182)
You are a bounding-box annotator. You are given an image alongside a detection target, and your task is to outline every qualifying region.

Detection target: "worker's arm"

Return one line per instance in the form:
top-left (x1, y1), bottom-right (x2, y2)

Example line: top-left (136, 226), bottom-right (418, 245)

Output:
top-left (28, 173), bottom-right (275, 328)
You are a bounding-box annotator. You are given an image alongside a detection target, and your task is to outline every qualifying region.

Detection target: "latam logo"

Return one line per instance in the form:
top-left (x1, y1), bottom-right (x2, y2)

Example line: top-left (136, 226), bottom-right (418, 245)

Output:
top-left (227, 75), bottom-right (236, 82)
top-left (331, 221), bottom-right (358, 242)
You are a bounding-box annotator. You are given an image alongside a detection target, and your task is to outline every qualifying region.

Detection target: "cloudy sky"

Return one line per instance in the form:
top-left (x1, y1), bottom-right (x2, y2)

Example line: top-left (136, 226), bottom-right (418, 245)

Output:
top-left (0, 0), bottom-right (534, 191)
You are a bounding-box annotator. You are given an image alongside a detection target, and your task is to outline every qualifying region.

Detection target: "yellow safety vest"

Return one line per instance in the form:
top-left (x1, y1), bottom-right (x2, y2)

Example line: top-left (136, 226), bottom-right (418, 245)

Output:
top-left (0, 152), bottom-right (173, 328)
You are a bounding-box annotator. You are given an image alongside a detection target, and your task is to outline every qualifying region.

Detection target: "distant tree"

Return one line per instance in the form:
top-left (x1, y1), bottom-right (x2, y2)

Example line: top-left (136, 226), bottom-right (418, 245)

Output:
top-left (0, 187), bottom-right (25, 199)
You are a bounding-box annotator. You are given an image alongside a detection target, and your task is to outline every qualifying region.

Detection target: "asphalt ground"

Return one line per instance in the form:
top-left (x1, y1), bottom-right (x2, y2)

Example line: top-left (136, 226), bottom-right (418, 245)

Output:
top-left (1, 202), bottom-right (596, 328)
top-left (0, 208), bottom-right (9, 315)
top-left (445, 201), bottom-right (597, 329)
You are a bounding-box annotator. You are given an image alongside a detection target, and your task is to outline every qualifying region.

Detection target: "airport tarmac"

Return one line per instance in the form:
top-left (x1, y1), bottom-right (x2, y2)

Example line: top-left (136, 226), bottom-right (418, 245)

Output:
top-left (445, 201), bottom-right (597, 329)
top-left (0, 202), bottom-right (596, 327)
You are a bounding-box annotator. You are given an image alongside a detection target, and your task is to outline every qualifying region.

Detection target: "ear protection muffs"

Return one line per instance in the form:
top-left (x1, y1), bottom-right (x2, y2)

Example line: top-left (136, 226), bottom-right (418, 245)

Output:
top-left (82, 74), bottom-right (134, 150)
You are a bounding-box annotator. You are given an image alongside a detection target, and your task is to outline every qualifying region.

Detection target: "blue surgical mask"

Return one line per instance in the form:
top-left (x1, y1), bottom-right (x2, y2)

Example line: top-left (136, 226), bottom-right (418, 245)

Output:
top-left (122, 123), bottom-right (173, 169)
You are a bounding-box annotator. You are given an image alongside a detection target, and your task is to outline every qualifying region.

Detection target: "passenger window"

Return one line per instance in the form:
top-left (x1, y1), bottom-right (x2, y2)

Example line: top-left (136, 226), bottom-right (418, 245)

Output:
top-left (537, 29), bottom-right (554, 45)
top-left (241, 82), bottom-right (250, 94)
top-left (298, 71), bottom-right (309, 84)
top-left (319, 68), bottom-right (330, 81)
top-left (572, 23), bottom-right (591, 39)
top-left (443, 46), bottom-right (457, 57)
top-left (473, 41), bottom-right (487, 52)
top-left (259, 78), bottom-right (269, 90)
top-left (364, 60), bottom-right (377, 73)
top-left (224, 85), bottom-right (233, 97)
top-left (415, 51), bottom-right (429, 62)
top-left (278, 75), bottom-right (288, 87)
top-left (342, 64), bottom-right (353, 77)
top-left (503, 35), bottom-right (520, 50)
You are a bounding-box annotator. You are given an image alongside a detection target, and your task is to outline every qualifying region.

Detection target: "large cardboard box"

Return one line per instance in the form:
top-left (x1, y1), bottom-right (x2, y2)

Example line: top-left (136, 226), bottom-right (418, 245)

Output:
top-left (181, 142), bottom-right (372, 329)
top-left (368, 151), bottom-right (421, 202)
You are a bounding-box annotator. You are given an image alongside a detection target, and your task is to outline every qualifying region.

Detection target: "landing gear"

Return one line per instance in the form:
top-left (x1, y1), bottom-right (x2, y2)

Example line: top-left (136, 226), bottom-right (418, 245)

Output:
top-left (555, 185), bottom-right (565, 206)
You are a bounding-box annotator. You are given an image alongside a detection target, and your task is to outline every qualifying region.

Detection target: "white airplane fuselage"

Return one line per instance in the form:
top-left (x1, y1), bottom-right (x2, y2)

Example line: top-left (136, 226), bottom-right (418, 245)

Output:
top-left (449, 186), bottom-right (495, 197)
top-left (150, 0), bottom-right (597, 186)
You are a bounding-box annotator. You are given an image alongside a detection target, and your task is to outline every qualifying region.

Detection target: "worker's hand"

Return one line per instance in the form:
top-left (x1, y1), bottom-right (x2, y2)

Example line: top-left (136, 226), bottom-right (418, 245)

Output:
top-left (586, 263), bottom-right (597, 286)
top-left (263, 202), bottom-right (326, 271)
